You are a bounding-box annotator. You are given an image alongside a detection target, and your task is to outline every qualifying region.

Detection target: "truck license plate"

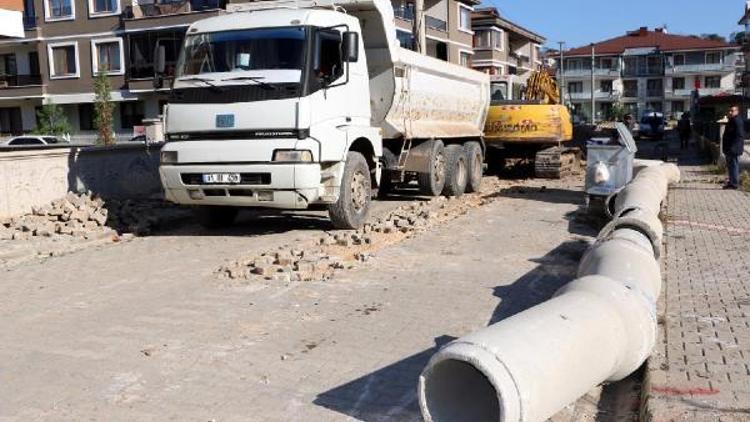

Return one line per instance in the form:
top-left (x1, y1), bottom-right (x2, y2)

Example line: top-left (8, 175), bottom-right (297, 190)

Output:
top-left (202, 173), bottom-right (241, 184)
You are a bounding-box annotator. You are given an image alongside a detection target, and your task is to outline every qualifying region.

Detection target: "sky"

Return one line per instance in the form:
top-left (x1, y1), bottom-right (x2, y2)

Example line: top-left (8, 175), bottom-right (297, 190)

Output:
top-left (485, 0), bottom-right (746, 50)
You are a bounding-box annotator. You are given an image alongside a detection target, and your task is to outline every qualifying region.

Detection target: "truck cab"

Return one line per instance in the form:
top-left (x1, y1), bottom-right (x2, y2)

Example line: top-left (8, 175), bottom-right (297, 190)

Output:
top-left (159, 8), bottom-right (381, 228)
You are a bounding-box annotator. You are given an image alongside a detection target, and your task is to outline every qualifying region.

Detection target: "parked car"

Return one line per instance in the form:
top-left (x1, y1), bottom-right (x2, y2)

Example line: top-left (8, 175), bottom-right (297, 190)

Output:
top-left (635, 112), bottom-right (665, 140)
top-left (4, 135), bottom-right (67, 146)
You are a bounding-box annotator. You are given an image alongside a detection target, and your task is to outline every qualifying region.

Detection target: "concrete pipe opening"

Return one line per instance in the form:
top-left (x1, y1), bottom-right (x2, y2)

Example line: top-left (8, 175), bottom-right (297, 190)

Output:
top-left (422, 359), bottom-right (501, 422)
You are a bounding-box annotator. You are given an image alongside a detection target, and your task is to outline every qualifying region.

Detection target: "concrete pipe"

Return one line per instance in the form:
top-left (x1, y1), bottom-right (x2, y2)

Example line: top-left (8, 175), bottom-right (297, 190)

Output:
top-left (419, 163), bottom-right (679, 422)
top-left (605, 163), bottom-right (680, 219)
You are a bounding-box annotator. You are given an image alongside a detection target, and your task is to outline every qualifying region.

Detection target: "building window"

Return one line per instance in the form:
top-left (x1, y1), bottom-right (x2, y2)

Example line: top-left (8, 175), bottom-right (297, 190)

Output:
top-left (646, 78), bottom-right (663, 96)
top-left (672, 77), bottom-right (685, 91)
top-left (45, 0), bottom-right (73, 20)
top-left (48, 42), bottom-right (79, 79)
top-left (600, 80), bottom-right (612, 93)
top-left (120, 101), bottom-right (144, 129)
top-left (459, 51), bottom-right (471, 67)
top-left (673, 54), bottom-right (685, 66)
top-left (599, 57), bottom-right (614, 69)
top-left (79, 103), bottom-right (94, 131)
top-left (568, 81), bottom-right (583, 94)
top-left (623, 80), bottom-right (638, 97)
top-left (92, 38), bottom-right (124, 75)
top-left (89, 0), bottom-right (119, 16)
top-left (705, 52), bottom-right (721, 64)
top-left (567, 59), bottom-right (582, 71)
top-left (473, 29), bottom-right (502, 50)
top-left (396, 30), bottom-right (415, 51)
top-left (127, 29), bottom-right (186, 79)
top-left (458, 4), bottom-right (472, 33)
top-left (704, 75), bottom-right (721, 88)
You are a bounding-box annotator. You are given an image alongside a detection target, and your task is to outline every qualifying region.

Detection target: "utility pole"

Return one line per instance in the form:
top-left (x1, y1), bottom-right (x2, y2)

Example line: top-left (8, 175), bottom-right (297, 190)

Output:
top-left (558, 41), bottom-right (565, 104)
top-left (590, 43), bottom-right (596, 123)
top-left (414, 0), bottom-right (426, 54)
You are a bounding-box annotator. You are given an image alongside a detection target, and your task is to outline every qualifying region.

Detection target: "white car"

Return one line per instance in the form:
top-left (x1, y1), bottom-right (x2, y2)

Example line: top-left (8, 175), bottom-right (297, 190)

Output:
top-left (4, 135), bottom-right (67, 146)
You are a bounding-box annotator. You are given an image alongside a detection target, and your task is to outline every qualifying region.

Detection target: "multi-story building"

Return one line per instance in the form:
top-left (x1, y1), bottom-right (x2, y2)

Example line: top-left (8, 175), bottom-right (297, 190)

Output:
top-left (555, 27), bottom-right (739, 121)
top-left (0, 0), bottom-right (226, 138)
top-left (0, 0), bottom-right (481, 137)
top-left (390, 0), bottom-right (478, 66)
top-left (469, 7), bottom-right (544, 82)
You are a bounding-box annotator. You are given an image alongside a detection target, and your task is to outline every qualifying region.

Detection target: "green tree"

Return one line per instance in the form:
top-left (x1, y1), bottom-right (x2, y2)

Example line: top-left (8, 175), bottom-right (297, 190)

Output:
top-left (701, 33), bottom-right (727, 43)
top-left (34, 102), bottom-right (72, 137)
top-left (94, 65), bottom-right (115, 145)
top-left (608, 102), bottom-right (627, 122)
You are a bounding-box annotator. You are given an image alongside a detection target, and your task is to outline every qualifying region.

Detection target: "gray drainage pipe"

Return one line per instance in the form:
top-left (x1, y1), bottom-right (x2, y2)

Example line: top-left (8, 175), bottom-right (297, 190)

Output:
top-left (418, 164), bottom-right (679, 422)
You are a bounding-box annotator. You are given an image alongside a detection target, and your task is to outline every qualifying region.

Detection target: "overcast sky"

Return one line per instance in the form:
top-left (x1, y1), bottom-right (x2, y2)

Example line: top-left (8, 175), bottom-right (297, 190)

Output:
top-left (484, 0), bottom-right (745, 49)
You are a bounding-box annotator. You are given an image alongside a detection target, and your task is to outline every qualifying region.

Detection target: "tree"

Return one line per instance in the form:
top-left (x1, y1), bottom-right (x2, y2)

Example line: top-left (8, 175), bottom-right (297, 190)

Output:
top-left (34, 102), bottom-right (72, 137)
top-left (701, 33), bottom-right (727, 43)
top-left (93, 65), bottom-right (115, 145)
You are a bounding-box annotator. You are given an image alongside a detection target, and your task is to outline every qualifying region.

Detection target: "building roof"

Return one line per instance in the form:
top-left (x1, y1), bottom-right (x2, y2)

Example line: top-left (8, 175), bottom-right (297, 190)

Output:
top-left (471, 7), bottom-right (545, 44)
top-left (564, 27), bottom-right (736, 57)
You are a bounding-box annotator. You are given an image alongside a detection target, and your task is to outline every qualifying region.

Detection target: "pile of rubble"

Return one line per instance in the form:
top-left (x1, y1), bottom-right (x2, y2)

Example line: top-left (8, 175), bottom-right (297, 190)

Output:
top-left (219, 179), bottom-right (504, 282)
top-left (0, 192), bottom-right (188, 241)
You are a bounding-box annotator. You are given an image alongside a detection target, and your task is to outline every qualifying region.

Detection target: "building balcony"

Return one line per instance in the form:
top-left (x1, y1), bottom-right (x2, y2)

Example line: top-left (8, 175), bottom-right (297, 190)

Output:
top-left (561, 68), bottom-right (621, 78)
top-left (568, 91), bottom-right (618, 100)
top-left (646, 89), bottom-right (664, 98)
top-left (123, 0), bottom-right (224, 19)
top-left (425, 15), bottom-right (446, 32)
top-left (0, 74), bottom-right (42, 87)
top-left (665, 63), bottom-right (735, 74)
top-left (622, 68), bottom-right (664, 77)
top-left (393, 5), bottom-right (414, 21)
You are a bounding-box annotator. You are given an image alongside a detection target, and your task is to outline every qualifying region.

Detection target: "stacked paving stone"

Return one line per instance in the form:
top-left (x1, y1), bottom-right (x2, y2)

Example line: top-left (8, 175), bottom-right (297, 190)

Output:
top-left (0, 192), bottom-right (187, 241)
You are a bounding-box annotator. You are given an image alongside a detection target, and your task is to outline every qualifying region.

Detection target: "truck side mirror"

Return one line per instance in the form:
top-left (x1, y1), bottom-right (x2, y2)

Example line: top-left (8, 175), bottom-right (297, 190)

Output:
top-left (342, 31), bottom-right (359, 62)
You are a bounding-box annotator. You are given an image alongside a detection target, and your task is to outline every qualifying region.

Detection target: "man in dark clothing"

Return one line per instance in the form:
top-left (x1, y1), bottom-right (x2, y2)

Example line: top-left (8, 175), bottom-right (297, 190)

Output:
top-left (677, 112), bottom-right (691, 149)
top-left (722, 105), bottom-right (745, 190)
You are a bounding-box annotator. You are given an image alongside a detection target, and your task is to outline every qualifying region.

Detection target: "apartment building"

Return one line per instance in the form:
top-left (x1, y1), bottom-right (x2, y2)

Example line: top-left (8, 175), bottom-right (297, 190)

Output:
top-left (470, 7), bottom-right (544, 81)
top-left (556, 27), bottom-right (739, 121)
top-left (0, 0), bottom-right (227, 137)
top-left (390, 0), bottom-right (478, 66)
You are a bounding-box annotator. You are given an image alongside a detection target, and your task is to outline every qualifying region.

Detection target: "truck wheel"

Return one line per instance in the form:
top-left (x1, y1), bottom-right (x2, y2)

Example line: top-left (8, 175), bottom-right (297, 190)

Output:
top-left (418, 139), bottom-right (446, 196)
top-left (378, 147), bottom-right (398, 199)
top-left (328, 151), bottom-right (372, 229)
top-left (463, 141), bottom-right (483, 193)
top-left (442, 144), bottom-right (467, 197)
top-left (193, 206), bottom-right (238, 229)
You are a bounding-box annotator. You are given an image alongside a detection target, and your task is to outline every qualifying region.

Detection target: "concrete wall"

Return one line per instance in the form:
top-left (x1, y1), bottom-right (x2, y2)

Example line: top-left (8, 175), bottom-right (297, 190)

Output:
top-left (0, 143), bottom-right (163, 218)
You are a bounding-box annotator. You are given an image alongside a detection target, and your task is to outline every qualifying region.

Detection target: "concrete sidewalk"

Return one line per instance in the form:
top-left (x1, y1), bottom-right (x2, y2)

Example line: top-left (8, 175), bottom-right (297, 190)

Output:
top-left (643, 143), bottom-right (750, 421)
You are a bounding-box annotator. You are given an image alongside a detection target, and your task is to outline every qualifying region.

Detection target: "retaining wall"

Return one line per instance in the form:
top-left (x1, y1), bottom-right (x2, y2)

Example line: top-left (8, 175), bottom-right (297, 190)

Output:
top-left (0, 143), bottom-right (163, 219)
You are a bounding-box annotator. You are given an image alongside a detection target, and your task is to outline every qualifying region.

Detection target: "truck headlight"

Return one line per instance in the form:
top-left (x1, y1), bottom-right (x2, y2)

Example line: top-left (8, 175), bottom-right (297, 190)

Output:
top-left (273, 149), bottom-right (313, 162)
top-left (161, 150), bottom-right (178, 164)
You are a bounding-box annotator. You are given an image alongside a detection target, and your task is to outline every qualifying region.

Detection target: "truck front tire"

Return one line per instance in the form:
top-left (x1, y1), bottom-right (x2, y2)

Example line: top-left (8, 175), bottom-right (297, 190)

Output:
top-left (329, 151), bottom-right (372, 229)
top-left (463, 141), bottom-right (483, 193)
top-left (418, 139), bottom-right (446, 196)
top-left (442, 144), bottom-right (467, 197)
top-left (193, 206), bottom-right (238, 229)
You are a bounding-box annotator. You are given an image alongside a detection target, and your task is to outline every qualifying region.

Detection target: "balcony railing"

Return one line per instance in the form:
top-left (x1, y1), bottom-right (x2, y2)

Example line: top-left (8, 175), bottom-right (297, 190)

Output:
top-left (23, 15), bottom-right (38, 30)
top-left (665, 63), bottom-right (736, 74)
top-left (622, 67), bottom-right (664, 77)
top-left (124, 0), bottom-right (224, 18)
top-left (425, 15), bottom-right (446, 32)
top-left (0, 74), bottom-right (43, 88)
top-left (568, 91), bottom-right (617, 100)
top-left (393, 5), bottom-right (414, 21)
top-left (622, 90), bottom-right (638, 98)
top-left (646, 88), bottom-right (664, 97)
top-left (561, 68), bottom-right (621, 77)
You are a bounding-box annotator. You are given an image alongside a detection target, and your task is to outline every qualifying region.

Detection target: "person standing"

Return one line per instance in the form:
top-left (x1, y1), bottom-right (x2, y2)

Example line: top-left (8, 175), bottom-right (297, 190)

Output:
top-left (722, 105), bottom-right (745, 190)
top-left (677, 112), bottom-right (691, 149)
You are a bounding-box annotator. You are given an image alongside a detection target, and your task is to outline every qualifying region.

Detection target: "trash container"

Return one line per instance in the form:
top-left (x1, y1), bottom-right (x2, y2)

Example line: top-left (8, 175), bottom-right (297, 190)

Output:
top-left (585, 122), bottom-right (637, 214)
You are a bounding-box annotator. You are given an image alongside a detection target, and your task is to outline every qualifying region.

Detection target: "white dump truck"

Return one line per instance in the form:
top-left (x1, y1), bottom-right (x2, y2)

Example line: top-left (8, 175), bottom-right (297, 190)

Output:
top-left (158, 0), bottom-right (489, 229)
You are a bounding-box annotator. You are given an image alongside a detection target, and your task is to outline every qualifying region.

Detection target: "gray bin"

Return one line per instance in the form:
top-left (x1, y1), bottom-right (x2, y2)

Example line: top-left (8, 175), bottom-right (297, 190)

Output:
top-left (585, 122), bottom-right (638, 197)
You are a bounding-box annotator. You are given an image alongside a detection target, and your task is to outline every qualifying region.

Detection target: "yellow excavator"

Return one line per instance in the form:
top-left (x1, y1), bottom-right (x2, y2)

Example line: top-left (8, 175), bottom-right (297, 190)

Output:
top-left (484, 69), bottom-right (578, 178)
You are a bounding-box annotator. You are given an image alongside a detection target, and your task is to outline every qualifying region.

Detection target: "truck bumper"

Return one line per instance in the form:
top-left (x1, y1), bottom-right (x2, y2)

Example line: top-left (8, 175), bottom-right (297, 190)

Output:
top-left (159, 163), bottom-right (323, 209)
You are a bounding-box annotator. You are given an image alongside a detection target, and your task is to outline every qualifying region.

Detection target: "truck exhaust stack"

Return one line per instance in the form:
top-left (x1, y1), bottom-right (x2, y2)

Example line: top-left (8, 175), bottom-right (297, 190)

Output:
top-left (418, 163), bottom-right (680, 422)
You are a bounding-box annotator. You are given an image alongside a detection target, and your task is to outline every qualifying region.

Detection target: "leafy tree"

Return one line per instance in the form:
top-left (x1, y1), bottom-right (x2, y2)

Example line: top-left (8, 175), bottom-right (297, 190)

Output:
top-left (34, 102), bottom-right (72, 137)
top-left (701, 33), bottom-right (727, 43)
top-left (93, 65), bottom-right (115, 145)
top-left (608, 101), bottom-right (627, 122)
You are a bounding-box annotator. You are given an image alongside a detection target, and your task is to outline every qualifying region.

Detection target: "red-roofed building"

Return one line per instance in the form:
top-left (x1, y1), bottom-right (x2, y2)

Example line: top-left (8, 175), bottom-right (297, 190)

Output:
top-left (553, 27), bottom-right (739, 121)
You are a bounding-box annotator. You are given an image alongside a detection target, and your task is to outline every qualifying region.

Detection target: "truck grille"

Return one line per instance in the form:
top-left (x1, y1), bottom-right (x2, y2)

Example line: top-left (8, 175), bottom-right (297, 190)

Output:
top-left (180, 173), bottom-right (271, 185)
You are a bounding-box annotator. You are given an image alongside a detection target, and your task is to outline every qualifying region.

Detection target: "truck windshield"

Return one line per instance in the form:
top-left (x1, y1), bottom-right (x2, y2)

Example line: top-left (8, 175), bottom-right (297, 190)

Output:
top-left (490, 82), bottom-right (508, 104)
top-left (177, 27), bottom-right (306, 77)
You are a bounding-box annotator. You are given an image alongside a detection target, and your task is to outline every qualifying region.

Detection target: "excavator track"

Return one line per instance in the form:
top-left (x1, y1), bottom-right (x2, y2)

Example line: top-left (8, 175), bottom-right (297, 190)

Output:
top-left (534, 146), bottom-right (582, 179)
